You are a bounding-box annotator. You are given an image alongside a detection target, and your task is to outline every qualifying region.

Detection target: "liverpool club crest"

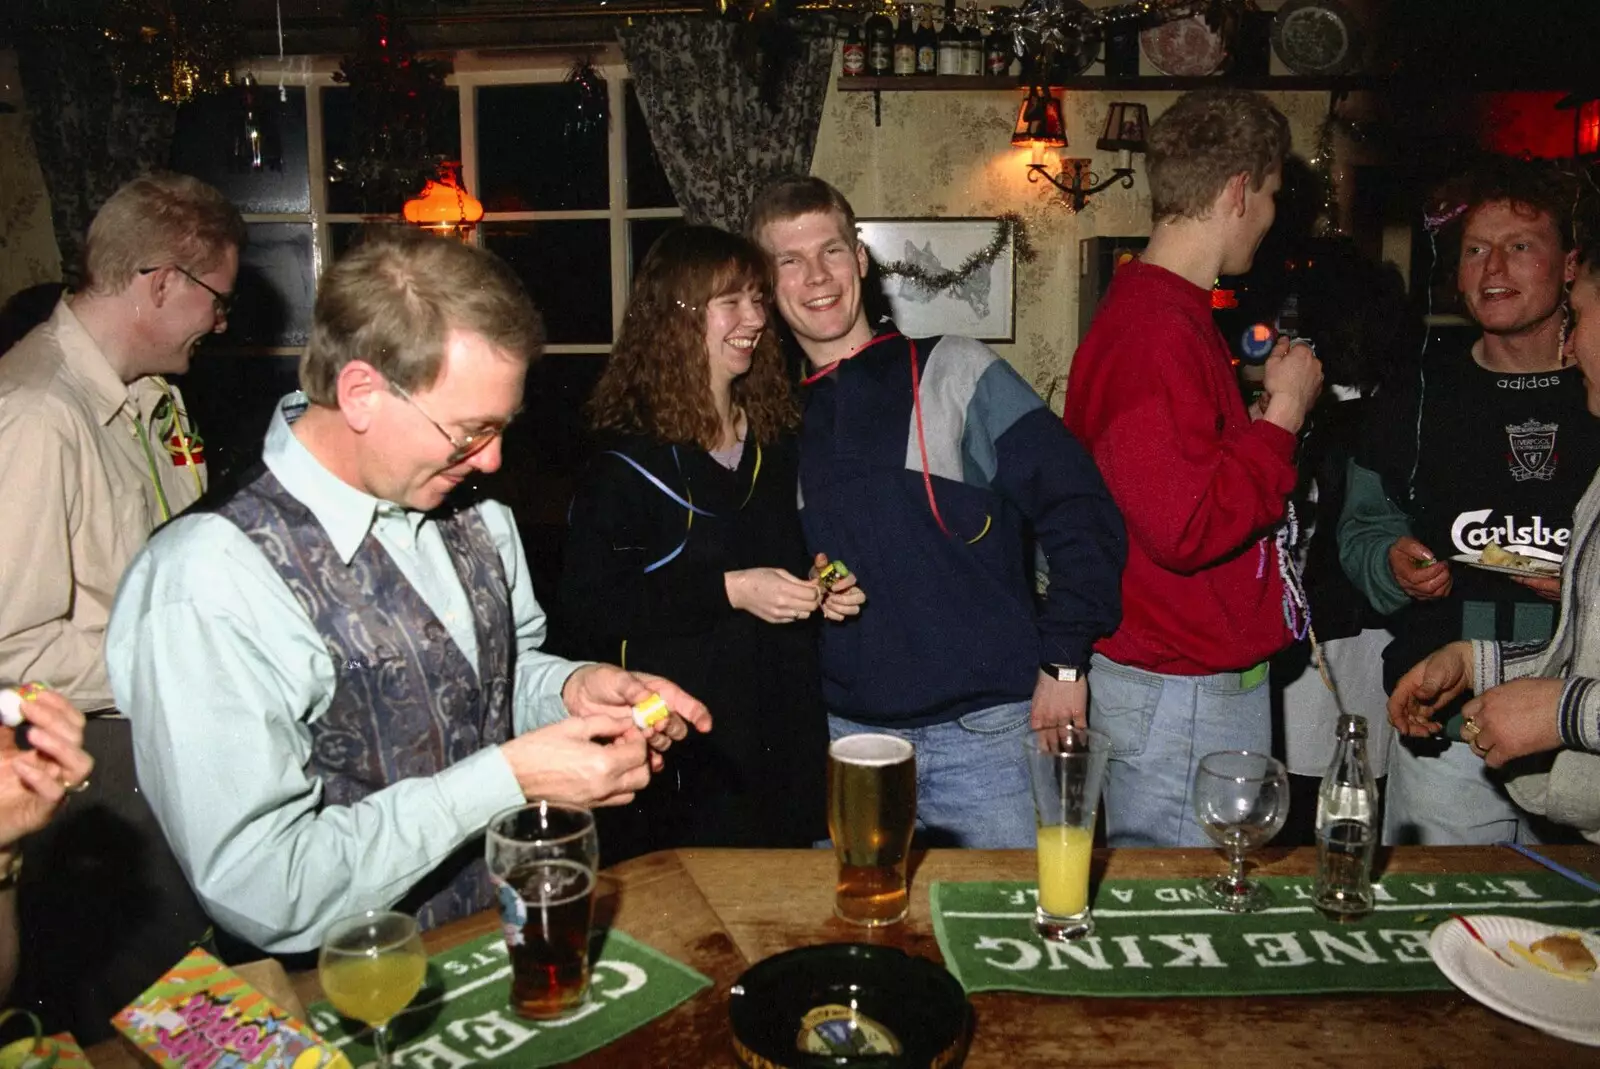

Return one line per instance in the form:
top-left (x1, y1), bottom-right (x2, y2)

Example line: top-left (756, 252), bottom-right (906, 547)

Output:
top-left (1506, 419), bottom-right (1558, 482)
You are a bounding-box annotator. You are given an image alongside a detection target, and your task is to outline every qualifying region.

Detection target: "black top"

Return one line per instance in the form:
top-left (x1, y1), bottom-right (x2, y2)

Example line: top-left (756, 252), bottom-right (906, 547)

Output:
top-left (547, 431), bottom-right (828, 860)
top-left (1355, 338), bottom-right (1600, 684)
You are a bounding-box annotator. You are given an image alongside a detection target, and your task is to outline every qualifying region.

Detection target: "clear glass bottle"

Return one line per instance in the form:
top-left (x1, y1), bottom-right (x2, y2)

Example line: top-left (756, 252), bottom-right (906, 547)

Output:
top-left (1313, 713), bottom-right (1379, 919)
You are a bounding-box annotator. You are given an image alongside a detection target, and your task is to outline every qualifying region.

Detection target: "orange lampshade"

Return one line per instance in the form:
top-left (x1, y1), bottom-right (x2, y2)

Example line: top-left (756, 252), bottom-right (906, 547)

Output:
top-left (1012, 87), bottom-right (1066, 148)
top-left (403, 162), bottom-right (484, 236)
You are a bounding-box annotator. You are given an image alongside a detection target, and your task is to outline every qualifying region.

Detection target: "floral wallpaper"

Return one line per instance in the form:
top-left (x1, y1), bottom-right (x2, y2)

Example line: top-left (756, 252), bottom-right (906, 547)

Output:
top-left (0, 50), bottom-right (62, 305)
top-left (810, 72), bottom-right (1328, 411)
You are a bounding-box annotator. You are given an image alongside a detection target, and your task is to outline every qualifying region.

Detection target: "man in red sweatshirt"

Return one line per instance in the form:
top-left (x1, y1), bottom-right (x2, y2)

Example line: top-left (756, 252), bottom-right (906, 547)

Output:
top-left (1064, 90), bottom-right (1323, 846)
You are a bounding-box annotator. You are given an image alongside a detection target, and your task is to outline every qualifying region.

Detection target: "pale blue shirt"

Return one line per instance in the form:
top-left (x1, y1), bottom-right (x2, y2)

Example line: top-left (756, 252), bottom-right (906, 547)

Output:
top-left (107, 393), bottom-right (583, 953)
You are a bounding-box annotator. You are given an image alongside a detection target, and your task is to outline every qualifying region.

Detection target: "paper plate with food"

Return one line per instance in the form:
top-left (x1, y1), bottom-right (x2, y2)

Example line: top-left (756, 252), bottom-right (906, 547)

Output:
top-left (1429, 915), bottom-right (1600, 1045)
top-left (1450, 543), bottom-right (1563, 579)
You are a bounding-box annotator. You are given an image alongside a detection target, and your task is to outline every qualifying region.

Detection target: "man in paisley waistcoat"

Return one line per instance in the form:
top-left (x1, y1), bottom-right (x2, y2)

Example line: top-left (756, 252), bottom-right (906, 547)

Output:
top-left (106, 228), bottom-right (710, 958)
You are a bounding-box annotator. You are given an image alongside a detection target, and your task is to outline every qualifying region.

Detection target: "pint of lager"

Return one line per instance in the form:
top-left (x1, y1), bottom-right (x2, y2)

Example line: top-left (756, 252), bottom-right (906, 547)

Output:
top-left (486, 802), bottom-right (600, 1019)
top-left (827, 734), bottom-right (916, 925)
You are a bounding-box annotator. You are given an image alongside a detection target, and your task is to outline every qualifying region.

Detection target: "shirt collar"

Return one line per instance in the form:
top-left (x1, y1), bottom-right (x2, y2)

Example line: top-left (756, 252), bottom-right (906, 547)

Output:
top-left (49, 301), bottom-right (132, 427)
top-left (262, 392), bottom-right (429, 564)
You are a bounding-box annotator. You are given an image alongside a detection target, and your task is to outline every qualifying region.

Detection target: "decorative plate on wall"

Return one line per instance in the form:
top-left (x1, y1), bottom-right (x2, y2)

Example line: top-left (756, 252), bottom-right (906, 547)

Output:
top-left (1271, 0), bottom-right (1361, 76)
top-left (1140, 14), bottom-right (1227, 77)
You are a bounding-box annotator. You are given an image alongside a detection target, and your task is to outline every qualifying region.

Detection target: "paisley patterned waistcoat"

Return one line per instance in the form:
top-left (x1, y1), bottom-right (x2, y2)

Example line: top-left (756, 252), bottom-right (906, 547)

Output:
top-left (211, 468), bottom-right (513, 930)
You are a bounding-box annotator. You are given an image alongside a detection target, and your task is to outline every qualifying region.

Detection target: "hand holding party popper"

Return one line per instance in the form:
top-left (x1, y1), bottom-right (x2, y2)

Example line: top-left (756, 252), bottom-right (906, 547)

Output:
top-left (0, 683), bottom-right (47, 751)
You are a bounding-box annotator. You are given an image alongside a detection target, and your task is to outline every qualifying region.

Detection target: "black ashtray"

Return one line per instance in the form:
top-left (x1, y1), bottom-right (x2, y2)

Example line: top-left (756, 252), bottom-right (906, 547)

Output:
top-left (729, 944), bottom-right (972, 1068)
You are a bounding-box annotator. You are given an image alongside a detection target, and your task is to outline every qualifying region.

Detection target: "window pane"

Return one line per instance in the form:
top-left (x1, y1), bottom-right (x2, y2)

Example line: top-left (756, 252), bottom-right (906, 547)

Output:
top-left (171, 356), bottom-right (300, 487)
top-left (625, 83), bottom-right (676, 210)
top-left (321, 85), bottom-right (461, 215)
top-left (628, 218), bottom-right (683, 279)
top-left (169, 86), bottom-right (310, 214)
top-left (482, 221), bottom-right (612, 344)
top-left (220, 223), bottom-right (316, 347)
top-left (477, 84), bottom-right (608, 212)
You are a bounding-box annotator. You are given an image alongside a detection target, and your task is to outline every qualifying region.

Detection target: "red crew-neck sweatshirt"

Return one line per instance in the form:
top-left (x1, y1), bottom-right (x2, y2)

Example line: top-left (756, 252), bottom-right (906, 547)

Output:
top-left (1064, 259), bottom-right (1298, 675)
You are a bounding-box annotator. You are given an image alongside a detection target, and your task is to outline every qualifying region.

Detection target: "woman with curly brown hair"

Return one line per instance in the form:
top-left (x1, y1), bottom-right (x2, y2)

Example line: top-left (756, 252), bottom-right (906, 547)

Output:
top-left (551, 225), bottom-right (852, 860)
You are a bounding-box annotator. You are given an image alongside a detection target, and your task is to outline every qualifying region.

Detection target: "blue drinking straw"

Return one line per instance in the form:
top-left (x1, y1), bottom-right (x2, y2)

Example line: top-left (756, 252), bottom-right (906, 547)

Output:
top-left (1498, 841), bottom-right (1600, 895)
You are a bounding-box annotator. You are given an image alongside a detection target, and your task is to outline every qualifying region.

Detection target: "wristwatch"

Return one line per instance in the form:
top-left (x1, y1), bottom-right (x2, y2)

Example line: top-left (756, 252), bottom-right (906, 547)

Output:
top-left (1040, 663), bottom-right (1083, 683)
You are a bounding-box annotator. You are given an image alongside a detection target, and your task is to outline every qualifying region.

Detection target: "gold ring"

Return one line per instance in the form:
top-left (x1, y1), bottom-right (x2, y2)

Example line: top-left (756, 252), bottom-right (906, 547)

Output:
top-left (1461, 718), bottom-right (1480, 738)
top-left (64, 779), bottom-right (89, 795)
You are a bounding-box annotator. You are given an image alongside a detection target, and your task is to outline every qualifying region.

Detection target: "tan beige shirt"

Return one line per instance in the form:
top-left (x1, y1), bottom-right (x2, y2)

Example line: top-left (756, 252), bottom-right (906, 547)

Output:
top-left (0, 301), bottom-right (207, 710)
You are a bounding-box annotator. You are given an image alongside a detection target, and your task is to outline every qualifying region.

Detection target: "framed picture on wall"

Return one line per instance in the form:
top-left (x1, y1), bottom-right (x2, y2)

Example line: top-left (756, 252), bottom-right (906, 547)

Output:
top-left (856, 218), bottom-right (1016, 342)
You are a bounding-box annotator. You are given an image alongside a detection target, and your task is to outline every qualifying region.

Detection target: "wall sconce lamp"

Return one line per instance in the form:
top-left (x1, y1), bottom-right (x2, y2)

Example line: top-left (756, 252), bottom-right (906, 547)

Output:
top-left (403, 160), bottom-right (485, 241)
top-left (1019, 97), bottom-right (1150, 213)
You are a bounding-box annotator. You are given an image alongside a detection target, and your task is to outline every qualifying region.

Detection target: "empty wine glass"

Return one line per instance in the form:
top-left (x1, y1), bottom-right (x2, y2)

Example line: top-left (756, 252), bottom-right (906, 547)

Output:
top-left (318, 910), bottom-right (427, 1069)
top-left (1192, 751), bottom-right (1289, 913)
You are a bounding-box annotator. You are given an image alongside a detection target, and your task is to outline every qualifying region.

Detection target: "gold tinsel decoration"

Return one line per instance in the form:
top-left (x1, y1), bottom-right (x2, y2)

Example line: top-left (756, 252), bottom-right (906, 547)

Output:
top-left (99, 0), bottom-right (239, 104)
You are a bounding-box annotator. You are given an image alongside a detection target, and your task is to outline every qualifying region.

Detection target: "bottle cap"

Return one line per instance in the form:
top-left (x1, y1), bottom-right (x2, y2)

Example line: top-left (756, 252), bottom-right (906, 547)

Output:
top-left (1336, 713), bottom-right (1368, 739)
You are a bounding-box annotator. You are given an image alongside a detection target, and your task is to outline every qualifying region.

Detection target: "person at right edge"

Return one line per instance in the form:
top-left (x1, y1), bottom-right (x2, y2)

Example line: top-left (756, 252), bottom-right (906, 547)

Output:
top-left (1064, 90), bottom-right (1323, 848)
top-left (1338, 156), bottom-right (1600, 845)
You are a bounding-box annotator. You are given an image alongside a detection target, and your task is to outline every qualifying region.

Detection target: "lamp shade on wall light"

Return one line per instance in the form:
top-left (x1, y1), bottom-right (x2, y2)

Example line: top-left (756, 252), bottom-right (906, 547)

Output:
top-left (403, 161), bottom-right (485, 238)
top-left (1012, 87), bottom-right (1066, 148)
top-left (1097, 101), bottom-right (1149, 153)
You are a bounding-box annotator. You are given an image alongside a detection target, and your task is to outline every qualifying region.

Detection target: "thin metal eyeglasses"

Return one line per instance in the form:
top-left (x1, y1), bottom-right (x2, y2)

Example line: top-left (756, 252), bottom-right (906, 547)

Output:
top-left (138, 264), bottom-right (234, 317)
top-left (387, 379), bottom-right (502, 465)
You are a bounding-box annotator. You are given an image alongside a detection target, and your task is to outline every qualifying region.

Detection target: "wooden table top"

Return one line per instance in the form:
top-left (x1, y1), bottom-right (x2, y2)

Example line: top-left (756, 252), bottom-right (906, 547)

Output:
top-left (86, 845), bottom-right (1600, 1067)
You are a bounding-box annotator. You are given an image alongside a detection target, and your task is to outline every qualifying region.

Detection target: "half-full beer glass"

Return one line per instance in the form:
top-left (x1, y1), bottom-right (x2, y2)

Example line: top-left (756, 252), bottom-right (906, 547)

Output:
top-left (827, 734), bottom-right (916, 926)
top-left (486, 802), bottom-right (600, 1020)
top-left (1026, 725), bottom-right (1110, 941)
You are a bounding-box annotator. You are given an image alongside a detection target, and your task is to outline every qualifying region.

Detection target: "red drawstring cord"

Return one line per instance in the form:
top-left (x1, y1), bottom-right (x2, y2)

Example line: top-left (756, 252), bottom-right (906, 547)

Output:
top-left (801, 331), bottom-right (952, 537)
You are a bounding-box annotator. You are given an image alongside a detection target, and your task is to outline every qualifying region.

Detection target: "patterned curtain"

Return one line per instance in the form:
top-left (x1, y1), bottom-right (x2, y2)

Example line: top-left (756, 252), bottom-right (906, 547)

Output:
top-left (15, 40), bottom-right (175, 287)
top-left (618, 18), bottom-right (833, 232)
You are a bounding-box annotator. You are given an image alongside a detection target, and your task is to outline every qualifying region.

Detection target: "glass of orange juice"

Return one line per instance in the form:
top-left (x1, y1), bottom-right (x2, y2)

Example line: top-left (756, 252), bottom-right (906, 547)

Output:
top-left (1025, 726), bottom-right (1110, 941)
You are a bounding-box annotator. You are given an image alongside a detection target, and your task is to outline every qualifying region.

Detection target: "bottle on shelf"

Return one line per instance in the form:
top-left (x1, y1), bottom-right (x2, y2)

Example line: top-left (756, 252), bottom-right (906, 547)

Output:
top-left (866, 6), bottom-right (895, 76)
top-left (936, 6), bottom-right (964, 76)
top-left (1313, 713), bottom-right (1379, 919)
top-left (915, 5), bottom-right (939, 75)
top-left (893, 4), bottom-right (918, 76)
top-left (842, 17), bottom-right (866, 76)
top-left (961, 3), bottom-right (985, 76)
top-left (985, 12), bottom-right (1013, 78)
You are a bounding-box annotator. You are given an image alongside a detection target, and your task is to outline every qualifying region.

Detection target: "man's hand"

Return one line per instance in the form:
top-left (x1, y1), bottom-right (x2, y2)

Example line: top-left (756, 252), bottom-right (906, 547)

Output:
top-left (1260, 338), bottom-right (1323, 435)
top-left (809, 552), bottom-right (866, 622)
top-left (561, 664), bottom-right (712, 771)
top-left (1511, 573), bottom-right (1561, 602)
top-left (500, 715), bottom-right (651, 807)
top-left (1460, 678), bottom-right (1564, 768)
top-left (726, 567), bottom-right (822, 624)
top-left (0, 688), bottom-right (94, 851)
top-left (1387, 641), bottom-right (1473, 737)
top-left (1031, 672), bottom-right (1088, 733)
top-left (1388, 536), bottom-right (1452, 600)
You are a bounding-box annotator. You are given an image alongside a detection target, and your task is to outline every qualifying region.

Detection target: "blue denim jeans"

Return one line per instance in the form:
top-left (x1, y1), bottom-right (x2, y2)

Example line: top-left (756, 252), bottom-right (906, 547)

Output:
top-left (827, 701), bottom-right (1035, 849)
top-left (1090, 653), bottom-right (1272, 847)
top-left (1383, 735), bottom-right (1550, 846)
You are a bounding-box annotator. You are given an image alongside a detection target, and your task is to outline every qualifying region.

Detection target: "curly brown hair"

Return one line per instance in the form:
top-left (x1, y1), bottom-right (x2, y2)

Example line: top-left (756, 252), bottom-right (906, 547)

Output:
top-left (1433, 155), bottom-right (1580, 251)
top-left (588, 225), bottom-right (799, 449)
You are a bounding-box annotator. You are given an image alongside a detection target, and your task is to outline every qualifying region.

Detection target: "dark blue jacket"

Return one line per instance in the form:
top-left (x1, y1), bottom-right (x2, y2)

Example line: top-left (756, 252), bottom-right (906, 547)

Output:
top-left (799, 332), bottom-right (1125, 725)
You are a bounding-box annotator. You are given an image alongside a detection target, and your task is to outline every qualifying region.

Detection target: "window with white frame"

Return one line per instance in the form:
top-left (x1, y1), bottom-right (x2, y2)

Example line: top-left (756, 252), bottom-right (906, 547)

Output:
top-left (167, 47), bottom-right (681, 516)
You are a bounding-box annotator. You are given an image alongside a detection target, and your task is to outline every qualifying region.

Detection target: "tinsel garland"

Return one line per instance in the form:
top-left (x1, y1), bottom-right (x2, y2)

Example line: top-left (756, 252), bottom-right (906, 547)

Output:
top-left (15, 0), bottom-right (238, 104)
top-left (877, 213), bottom-right (1036, 293)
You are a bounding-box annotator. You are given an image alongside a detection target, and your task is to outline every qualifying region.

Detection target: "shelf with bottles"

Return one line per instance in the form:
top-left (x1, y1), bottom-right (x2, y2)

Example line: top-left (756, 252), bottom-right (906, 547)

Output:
top-left (836, 75), bottom-right (1381, 93)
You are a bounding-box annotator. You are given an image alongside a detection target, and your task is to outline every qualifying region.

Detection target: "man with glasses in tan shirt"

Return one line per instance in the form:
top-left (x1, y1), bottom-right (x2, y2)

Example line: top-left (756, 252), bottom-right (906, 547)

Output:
top-left (0, 171), bottom-right (244, 1039)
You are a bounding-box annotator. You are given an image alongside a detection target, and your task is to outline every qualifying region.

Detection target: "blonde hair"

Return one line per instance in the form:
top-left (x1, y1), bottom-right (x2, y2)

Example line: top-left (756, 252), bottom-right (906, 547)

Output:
top-left (1146, 90), bottom-right (1290, 222)
top-left (82, 172), bottom-right (247, 294)
top-left (300, 227), bottom-right (544, 405)
top-left (744, 175), bottom-right (858, 246)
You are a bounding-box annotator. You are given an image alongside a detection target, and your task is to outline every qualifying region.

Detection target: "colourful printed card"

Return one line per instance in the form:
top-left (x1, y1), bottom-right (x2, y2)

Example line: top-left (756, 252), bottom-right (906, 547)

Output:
top-left (112, 948), bottom-right (348, 1069)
